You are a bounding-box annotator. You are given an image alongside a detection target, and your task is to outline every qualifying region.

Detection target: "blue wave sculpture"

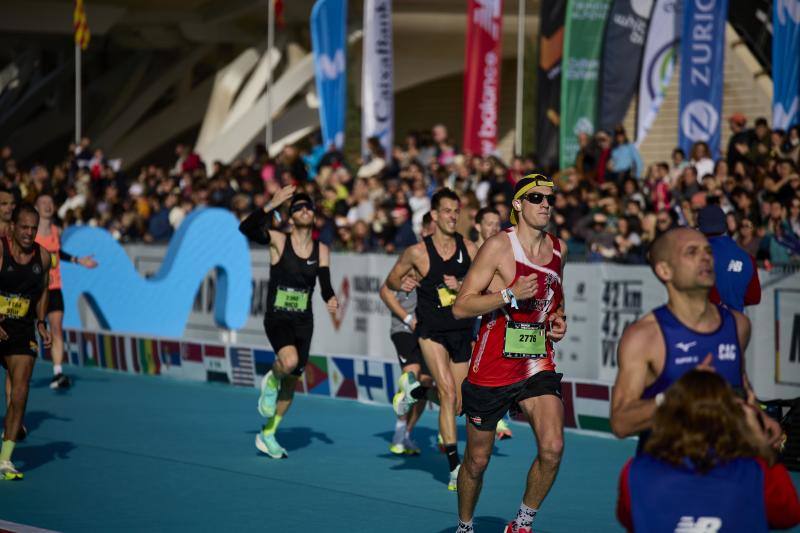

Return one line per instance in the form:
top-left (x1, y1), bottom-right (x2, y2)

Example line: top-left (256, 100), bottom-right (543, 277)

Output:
top-left (61, 208), bottom-right (253, 337)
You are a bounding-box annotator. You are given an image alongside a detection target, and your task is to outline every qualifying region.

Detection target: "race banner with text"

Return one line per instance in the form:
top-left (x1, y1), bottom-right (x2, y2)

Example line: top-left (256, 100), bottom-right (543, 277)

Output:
top-left (635, 0), bottom-right (680, 146)
top-left (463, 0), bottom-right (503, 156)
top-left (560, 0), bottom-right (613, 170)
top-left (361, 0), bottom-right (394, 156)
top-left (773, 0), bottom-right (800, 129)
top-left (598, 0), bottom-right (653, 132)
top-left (311, 0), bottom-right (348, 149)
top-left (678, 0), bottom-right (728, 158)
top-left (536, 0), bottom-right (567, 170)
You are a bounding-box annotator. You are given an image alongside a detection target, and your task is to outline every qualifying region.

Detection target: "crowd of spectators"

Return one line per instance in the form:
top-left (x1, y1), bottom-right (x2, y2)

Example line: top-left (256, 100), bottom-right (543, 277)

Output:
top-left (1, 115), bottom-right (799, 264)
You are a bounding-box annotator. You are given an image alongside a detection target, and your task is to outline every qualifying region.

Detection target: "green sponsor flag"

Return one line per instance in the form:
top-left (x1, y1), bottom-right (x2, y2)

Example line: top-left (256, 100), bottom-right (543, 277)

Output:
top-left (559, 0), bottom-right (612, 170)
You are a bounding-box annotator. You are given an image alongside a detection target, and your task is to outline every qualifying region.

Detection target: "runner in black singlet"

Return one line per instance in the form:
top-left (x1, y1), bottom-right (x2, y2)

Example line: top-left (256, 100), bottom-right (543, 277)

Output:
top-left (385, 189), bottom-right (478, 491)
top-left (0, 203), bottom-right (52, 480)
top-left (239, 185), bottom-right (338, 459)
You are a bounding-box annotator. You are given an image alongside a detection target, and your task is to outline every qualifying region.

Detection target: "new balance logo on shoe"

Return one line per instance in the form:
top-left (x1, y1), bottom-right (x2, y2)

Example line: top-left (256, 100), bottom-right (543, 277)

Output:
top-left (674, 516), bottom-right (721, 532)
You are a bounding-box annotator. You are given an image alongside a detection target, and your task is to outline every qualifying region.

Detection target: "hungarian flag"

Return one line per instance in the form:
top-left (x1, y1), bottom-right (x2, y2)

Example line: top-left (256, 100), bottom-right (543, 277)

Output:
top-left (74, 0), bottom-right (91, 50)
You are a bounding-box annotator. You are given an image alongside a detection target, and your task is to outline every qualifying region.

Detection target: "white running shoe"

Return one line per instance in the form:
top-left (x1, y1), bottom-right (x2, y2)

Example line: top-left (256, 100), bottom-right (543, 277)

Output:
top-left (448, 464), bottom-right (460, 491)
top-left (402, 436), bottom-right (421, 455)
top-left (0, 460), bottom-right (23, 480)
top-left (392, 372), bottom-right (420, 416)
top-left (255, 432), bottom-right (288, 459)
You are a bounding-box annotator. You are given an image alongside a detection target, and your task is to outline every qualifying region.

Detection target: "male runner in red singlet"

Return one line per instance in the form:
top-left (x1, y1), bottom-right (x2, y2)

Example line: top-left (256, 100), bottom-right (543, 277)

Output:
top-left (452, 175), bottom-right (567, 533)
top-left (35, 193), bottom-right (97, 389)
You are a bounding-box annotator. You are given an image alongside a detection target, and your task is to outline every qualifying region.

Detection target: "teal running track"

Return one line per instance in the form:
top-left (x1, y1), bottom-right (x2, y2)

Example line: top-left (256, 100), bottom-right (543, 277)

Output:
top-left (2, 363), bottom-right (799, 532)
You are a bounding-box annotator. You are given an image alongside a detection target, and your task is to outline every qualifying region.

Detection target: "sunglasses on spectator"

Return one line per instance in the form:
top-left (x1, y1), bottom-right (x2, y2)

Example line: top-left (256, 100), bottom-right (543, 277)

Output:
top-left (741, 222), bottom-right (754, 229)
top-left (290, 203), bottom-right (313, 214)
top-left (522, 192), bottom-right (556, 205)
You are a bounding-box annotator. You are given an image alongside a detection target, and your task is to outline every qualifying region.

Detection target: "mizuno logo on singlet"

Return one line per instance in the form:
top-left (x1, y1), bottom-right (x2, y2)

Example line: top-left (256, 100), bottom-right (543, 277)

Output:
top-left (456, 251), bottom-right (463, 263)
top-left (306, 260), bottom-right (317, 265)
top-left (675, 341), bottom-right (697, 353)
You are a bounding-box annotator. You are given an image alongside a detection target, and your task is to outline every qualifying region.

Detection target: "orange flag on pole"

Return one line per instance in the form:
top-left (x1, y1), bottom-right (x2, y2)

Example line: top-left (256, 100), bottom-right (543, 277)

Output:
top-left (74, 0), bottom-right (90, 50)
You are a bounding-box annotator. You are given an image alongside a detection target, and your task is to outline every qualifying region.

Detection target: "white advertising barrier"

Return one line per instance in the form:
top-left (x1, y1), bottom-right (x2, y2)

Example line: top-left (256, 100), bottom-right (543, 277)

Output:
top-left (750, 270), bottom-right (800, 400)
top-left (73, 246), bottom-right (800, 400)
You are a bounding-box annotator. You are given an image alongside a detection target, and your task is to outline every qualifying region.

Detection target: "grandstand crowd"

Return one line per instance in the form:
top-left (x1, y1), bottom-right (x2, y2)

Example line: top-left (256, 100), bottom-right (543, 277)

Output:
top-left (2, 116), bottom-right (799, 263)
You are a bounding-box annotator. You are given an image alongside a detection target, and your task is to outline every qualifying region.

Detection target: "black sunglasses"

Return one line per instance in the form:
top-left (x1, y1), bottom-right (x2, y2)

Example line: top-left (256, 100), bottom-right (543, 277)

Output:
top-left (290, 202), bottom-right (314, 214)
top-left (522, 192), bottom-right (555, 206)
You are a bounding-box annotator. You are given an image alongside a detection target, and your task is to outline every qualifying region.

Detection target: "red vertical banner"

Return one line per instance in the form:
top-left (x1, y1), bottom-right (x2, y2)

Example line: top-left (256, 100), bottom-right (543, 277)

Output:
top-left (463, 0), bottom-right (503, 156)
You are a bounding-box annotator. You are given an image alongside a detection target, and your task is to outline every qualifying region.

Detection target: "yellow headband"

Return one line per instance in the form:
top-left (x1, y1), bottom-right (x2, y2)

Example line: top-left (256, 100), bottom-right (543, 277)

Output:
top-left (510, 174), bottom-right (554, 225)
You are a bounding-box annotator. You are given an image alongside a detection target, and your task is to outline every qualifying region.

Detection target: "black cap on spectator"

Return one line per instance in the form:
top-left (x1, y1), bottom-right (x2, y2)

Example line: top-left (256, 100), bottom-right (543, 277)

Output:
top-left (697, 205), bottom-right (726, 236)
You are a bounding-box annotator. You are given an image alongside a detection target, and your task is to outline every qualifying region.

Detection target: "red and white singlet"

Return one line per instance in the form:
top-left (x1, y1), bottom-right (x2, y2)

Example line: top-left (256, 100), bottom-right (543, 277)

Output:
top-left (468, 228), bottom-right (564, 387)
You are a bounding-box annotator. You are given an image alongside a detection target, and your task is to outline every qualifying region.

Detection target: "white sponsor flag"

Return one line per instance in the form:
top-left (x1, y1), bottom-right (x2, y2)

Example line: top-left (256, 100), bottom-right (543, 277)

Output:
top-left (635, 0), bottom-right (680, 147)
top-left (361, 0), bottom-right (394, 156)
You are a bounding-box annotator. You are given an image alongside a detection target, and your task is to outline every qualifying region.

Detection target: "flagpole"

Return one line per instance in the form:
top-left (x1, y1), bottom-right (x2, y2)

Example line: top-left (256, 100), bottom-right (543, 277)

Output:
top-left (514, 0), bottom-right (526, 157)
top-left (266, 0), bottom-right (275, 154)
top-left (75, 43), bottom-right (81, 144)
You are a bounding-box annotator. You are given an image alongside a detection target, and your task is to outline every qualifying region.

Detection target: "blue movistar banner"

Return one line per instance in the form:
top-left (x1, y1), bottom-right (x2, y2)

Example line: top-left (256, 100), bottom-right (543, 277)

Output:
top-left (311, 0), bottom-right (348, 149)
top-left (678, 0), bottom-right (728, 158)
top-left (773, 0), bottom-right (800, 129)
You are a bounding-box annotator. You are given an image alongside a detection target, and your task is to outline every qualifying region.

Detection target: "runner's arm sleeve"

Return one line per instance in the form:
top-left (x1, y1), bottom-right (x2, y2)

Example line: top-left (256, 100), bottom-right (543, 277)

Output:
top-left (59, 250), bottom-right (76, 263)
top-left (238, 208), bottom-right (273, 245)
top-left (318, 267), bottom-right (335, 301)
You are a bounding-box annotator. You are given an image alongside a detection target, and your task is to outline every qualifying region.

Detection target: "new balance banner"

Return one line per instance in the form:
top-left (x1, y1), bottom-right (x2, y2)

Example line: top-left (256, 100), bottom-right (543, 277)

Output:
top-left (537, 0), bottom-right (567, 170)
top-left (678, 0), bottom-right (728, 157)
top-left (361, 0), bottom-right (394, 156)
top-left (311, 0), bottom-right (348, 149)
top-left (635, 0), bottom-right (680, 146)
top-left (463, 0), bottom-right (503, 156)
top-left (773, 0), bottom-right (800, 129)
top-left (598, 0), bottom-right (654, 132)
top-left (560, 0), bottom-right (613, 170)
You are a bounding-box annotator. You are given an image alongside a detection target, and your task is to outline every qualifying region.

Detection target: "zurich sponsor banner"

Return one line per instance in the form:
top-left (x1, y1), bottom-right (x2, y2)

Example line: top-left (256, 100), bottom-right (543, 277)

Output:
top-left (537, 0), bottom-right (567, 170)
top-left (598, 0), bottom-right (654, 132)
top-left (560, 0), bottom-right (613, 170)
top-left (635, 0), bottom-right (680, 146)
top-left (463, 0), bottom-right (503, 156)
top-left (361, 0), bottom-right (393, 156)
top-left (678, 0), bottom-right (728, 158)
top-left (773, 0), bottom-right (800, 129)
top-left (311, 0), bottom-right (347, 149)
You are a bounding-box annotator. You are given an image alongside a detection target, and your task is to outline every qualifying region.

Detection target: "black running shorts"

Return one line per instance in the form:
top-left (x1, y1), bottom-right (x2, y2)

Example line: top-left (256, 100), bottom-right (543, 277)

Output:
top-left (47, 288), bottom-right (64, 314)
top-left (0, 328), bottom-right (39, 368)
top-left (461, 371), bottom-right (563, 431)
top-left (263, 317), bottom-right (313, 377)
top-left (417, 326), bottom-right (472, 364)
top-left (390, 332), bottom-right (429, 375)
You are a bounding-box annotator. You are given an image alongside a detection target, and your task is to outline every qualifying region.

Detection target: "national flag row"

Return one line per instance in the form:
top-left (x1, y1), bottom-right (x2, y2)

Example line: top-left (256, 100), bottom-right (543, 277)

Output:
top-left (40, 329), bottom-right (613, 433)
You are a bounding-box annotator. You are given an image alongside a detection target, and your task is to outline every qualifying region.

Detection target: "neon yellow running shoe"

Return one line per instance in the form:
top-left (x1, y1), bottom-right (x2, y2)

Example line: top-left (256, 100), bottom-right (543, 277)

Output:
top-left (402, 436), bottom-right (421, 455)
top-left (0, 460), bottom-right (23, 481)
top-left (389, 442), bottom-right (406, 455)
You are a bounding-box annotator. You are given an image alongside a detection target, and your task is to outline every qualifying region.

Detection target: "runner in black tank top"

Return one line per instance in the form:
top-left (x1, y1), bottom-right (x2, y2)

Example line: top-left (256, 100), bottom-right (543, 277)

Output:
top-left (238, 186), bottom-right (338, 460)
top-left (0, 203), bottom-right (52, 481)
top-left (385, 189), bottom-right (478, 491)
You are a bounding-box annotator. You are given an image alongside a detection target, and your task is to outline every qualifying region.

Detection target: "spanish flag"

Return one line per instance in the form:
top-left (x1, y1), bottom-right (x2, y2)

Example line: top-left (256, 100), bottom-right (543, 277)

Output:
top-left (74, 0), bottom-right (90, 50)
